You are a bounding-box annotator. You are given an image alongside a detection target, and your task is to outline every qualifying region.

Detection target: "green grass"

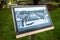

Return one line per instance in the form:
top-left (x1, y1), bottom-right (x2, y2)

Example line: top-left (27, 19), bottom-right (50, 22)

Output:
top-left (0, 8), bottom-right (60, 40)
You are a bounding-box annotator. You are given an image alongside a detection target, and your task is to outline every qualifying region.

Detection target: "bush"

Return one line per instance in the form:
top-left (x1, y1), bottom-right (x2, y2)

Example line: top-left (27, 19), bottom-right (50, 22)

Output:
top-left (51, 4), bottom-right (59, 8)
top-left (47, 4), bottom-right (56, 11)
top-left (0, 4), bottom-right (3, 9)
top-left (58, 4), bottom-right (60, 7)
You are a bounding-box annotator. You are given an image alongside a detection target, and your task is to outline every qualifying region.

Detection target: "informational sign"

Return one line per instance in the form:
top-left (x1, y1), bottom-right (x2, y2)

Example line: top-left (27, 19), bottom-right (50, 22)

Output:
top-left (12, 5), bottom-right (54, 38)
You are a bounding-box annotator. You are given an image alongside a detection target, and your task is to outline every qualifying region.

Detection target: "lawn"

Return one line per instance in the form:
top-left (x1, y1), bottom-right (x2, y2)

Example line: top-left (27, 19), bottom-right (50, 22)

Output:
top-left (0, 8), bottom-right (60, 40)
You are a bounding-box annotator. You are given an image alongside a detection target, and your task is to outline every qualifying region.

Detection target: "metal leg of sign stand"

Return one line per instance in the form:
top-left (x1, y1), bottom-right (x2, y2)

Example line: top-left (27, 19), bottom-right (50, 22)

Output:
top-left (29, 34), bottom-right (36, 40)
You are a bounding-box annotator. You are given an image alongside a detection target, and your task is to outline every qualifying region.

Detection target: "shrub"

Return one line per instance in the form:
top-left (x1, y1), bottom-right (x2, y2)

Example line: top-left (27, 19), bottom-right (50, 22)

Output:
top-left (51, 4), bottom-right (59, 8)
top-left (58, 4), bottom-right (60, 7)
top-left (0, 4), bottom-right (3, 9)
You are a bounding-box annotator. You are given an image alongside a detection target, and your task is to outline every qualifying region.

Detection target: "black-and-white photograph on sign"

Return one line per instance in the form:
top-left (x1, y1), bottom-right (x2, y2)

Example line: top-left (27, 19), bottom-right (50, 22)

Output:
top-left (12, 5), bottom-right (54, 38)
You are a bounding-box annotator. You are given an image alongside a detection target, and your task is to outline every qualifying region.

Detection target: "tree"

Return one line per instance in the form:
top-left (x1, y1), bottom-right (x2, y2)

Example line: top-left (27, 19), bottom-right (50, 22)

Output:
top-left (0, 4), bottom-right (3, 9)
top-left (0, 0), bottom-right (7, 9)
top-left (33, 0), bottom-right (40, 5)
top-left (54, 0), bottom-right (60, 2)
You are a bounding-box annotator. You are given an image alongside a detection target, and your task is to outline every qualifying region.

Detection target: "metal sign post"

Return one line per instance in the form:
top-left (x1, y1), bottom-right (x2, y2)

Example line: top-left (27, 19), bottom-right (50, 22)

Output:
top-left (29, 35), bottom-right (35, 40)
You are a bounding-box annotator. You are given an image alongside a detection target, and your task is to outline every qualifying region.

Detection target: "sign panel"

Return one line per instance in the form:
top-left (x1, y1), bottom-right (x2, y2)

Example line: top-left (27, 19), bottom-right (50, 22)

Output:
top-left (12, 5), bottom-right (54, 38)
